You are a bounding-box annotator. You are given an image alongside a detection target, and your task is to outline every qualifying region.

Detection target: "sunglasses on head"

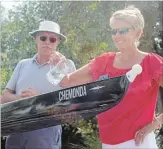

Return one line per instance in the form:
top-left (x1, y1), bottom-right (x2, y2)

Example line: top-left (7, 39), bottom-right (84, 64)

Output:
top-left (39, 36), bottom-right (57, 43)
top-left (110, 28), bottom-right (133, 35)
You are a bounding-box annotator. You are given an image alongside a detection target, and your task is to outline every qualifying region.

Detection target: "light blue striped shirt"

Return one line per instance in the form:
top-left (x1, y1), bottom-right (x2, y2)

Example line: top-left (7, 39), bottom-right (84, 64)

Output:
top-left (6, 54), bottom-right (76, 148)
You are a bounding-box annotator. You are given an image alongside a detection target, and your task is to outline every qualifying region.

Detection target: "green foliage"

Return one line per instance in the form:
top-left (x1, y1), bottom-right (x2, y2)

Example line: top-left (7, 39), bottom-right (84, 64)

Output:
top-left (1, 1), bottom-right (159, 64)
top-left (0, 56), bottom-right (15, 92)
top-left (62, 124), bottom-right (88, 149)
top-left (1, 67), bottom-right (12, 92)
top-left (85, 134), bottom-right (101, 149)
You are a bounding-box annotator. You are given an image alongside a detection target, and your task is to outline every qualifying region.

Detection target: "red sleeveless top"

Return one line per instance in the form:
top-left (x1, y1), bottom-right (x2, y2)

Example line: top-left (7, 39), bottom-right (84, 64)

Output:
top-left (89, 52), bottom-right (163, 144)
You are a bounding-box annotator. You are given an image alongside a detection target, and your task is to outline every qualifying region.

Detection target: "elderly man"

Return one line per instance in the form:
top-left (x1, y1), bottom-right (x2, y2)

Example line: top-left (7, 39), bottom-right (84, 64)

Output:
top-left (2, 21), bottom-right (76, 149)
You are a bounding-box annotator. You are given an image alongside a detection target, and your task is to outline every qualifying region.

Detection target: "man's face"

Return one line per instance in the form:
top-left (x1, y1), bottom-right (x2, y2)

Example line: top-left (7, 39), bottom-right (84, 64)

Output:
top-left (35, 32), bottom-right (60, 57)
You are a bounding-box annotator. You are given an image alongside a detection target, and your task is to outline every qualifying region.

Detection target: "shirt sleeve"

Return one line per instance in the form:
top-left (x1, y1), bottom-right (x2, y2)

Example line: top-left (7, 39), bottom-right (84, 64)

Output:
top-left (150, 53), bottom-right (163, 82)
top-left (89, 53), bottom-right (112, 81)
top-left (6, 61), bottom-right (22, 91)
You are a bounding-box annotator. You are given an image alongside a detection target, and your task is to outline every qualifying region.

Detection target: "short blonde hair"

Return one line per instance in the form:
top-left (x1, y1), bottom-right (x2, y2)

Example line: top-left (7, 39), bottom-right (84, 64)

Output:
top-left (110, 5), bottom-right (144, 29)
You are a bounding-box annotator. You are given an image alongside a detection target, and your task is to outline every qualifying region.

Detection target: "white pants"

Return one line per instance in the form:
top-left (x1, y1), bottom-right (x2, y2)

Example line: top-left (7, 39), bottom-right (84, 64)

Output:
top-left (102, 132), bottom-right (158, 149)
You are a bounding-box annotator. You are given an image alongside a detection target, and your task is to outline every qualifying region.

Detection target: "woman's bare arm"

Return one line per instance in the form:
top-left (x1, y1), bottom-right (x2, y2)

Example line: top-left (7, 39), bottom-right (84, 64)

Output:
top-left (60, 64), bottom-right (93, 88)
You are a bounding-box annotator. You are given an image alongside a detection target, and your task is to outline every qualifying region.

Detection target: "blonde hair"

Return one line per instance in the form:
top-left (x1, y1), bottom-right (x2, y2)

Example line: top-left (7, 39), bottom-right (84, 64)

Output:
top-left (110, 5), bottom-right (144, 30)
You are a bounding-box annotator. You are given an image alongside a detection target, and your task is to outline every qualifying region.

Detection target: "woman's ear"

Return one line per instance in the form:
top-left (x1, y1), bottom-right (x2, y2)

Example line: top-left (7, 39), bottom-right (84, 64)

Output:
top-left (136, 29), bottom-right (143, 40)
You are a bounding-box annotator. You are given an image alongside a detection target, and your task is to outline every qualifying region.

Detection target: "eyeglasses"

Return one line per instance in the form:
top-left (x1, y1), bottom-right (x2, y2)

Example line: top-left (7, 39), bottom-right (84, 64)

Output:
top-left (110, 28), bottom-right (133, 35)
top-left (40, 36), bottom-right (57, 43)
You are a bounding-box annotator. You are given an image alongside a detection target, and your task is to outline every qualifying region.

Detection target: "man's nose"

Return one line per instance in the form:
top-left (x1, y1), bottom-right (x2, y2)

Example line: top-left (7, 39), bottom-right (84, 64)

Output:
top-left (45, 38), bottom-right (50, 44)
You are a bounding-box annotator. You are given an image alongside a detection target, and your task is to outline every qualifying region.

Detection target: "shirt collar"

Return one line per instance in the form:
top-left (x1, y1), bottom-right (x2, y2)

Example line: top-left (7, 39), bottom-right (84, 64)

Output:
top-left (32, 53), bottom-right (50, 66)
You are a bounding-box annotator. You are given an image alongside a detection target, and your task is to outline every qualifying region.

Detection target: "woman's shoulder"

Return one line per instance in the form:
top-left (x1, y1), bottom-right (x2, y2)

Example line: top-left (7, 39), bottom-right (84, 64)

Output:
top-left (145, 52), bottom-right (163, 64)
top-left (149, 52), bottom-right (163, 59)
top-left (143, 53), bottom-right (163, 79)
top-left (95, 51), bottom-right (116, 60)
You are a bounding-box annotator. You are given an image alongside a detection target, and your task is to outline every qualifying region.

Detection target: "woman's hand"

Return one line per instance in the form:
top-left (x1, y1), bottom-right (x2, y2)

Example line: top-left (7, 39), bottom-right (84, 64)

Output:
top-left (134, 119), bottom-right (160, 146)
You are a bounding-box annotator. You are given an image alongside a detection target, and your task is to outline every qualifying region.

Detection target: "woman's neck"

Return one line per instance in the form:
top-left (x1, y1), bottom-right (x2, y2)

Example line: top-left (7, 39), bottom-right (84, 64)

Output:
top-left (117, 48), bottom-right (141, 61)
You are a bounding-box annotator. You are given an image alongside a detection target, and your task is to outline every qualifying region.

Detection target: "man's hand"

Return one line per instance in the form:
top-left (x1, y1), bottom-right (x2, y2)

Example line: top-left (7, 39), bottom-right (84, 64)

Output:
top-left (20, 88), bottom-right (40, 98)
top-left (49, 51), bottom-right (66, 65)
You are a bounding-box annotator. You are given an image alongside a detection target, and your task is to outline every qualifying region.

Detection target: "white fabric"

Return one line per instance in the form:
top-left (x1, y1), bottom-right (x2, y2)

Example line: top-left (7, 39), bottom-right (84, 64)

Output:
top-left (29, 21), bottom-right (67, 41)
top-left (39, 21), bottom-right (60, 34)
top-left (102, 132), bottom-right (158, 149)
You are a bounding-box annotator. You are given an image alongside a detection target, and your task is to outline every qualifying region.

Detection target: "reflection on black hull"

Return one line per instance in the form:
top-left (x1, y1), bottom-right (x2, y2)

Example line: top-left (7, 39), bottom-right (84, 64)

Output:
top-left (1, 75), bottom-right (129, 136)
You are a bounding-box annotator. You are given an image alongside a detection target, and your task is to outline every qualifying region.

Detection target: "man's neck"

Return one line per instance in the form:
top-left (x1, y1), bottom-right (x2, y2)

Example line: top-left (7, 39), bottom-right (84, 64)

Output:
top-left (36, 55), bottom-right (50, 64)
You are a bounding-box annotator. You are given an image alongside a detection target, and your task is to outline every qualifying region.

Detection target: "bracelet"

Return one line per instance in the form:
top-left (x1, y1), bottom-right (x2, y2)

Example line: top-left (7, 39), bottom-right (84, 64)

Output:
top-left (154, 117), bottom-right (162, 129)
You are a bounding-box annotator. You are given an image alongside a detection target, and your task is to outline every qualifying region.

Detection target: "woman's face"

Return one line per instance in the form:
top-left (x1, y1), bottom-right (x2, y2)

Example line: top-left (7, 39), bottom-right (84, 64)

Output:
top-left (110, 18), bottom-right (141, 51)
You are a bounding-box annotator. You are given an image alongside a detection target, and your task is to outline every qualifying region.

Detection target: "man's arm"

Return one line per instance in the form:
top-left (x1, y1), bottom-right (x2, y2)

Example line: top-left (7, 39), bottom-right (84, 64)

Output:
top-left (1, 88), bottom-right (21, 103)
top-left (1, 88), bottom-right (41, 104)
top-left (1, 61), bottom-right (22, 104)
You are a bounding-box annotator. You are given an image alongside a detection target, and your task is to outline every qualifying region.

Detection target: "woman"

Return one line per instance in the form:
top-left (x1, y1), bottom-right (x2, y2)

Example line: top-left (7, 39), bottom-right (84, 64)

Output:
top-left (53, 6), bottom-right (163, 148)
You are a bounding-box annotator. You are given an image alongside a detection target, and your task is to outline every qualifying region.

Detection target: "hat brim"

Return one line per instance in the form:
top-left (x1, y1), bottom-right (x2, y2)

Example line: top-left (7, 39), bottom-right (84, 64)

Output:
top-left (29, 30), bottom-right (67, 42)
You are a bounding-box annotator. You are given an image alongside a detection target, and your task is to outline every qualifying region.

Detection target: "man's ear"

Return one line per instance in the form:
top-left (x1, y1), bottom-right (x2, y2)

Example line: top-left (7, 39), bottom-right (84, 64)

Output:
top-left (35, 35), bottom-right (38, 43)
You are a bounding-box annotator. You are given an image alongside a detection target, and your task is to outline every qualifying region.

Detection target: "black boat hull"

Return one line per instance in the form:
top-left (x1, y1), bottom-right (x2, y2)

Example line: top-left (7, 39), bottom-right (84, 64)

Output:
top-left (1, 75), bottom-right (129, 136)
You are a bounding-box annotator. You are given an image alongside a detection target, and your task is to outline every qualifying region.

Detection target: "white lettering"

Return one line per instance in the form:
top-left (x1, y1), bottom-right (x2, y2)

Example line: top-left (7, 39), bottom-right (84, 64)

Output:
top-left (66, 90), bottom-right (69, 100)
top-left (59, 91), bottom-right (62, 101)
top-left (59, 86), bottom-right (87, 101)
top-left (73, 88), bottom-right (76, 98)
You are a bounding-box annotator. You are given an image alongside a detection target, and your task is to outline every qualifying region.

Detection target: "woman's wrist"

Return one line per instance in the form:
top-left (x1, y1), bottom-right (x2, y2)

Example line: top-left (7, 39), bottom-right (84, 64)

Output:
top-left (158, 114), bottom-right (163, 124)
top-left (153, 115), bottom-right (162, 130)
